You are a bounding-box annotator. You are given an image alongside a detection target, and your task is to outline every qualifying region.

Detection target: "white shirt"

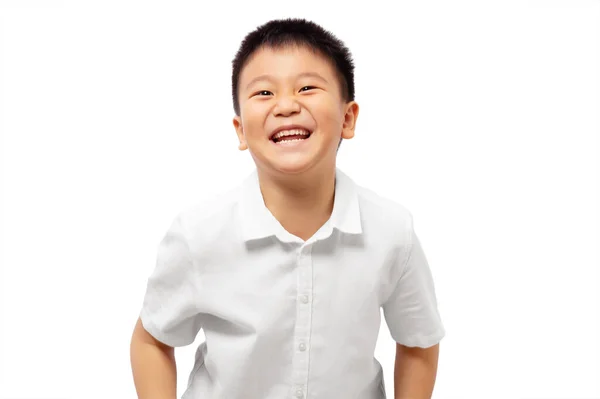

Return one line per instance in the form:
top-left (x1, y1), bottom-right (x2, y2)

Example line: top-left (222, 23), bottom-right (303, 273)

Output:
top-left (139, 167), bottom-right (445, 399)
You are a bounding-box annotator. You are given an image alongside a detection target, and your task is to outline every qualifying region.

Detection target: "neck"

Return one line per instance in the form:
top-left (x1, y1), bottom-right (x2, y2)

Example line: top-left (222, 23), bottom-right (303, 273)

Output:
top-left (256, 166), bottom-right (336, 241)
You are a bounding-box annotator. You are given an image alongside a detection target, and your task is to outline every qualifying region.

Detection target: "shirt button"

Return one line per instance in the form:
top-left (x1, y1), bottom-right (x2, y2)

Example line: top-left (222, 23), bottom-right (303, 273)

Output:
top-left (299, 343), bottom-right (306, 351)
top-left (295, 389), bottom-right (304, 398)
top-left (301, 295), bottom-right (309, 304)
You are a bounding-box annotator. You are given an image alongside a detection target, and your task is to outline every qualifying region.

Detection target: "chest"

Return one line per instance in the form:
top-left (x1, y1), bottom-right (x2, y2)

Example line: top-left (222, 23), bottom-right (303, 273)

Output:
top-left (191, 235), bottom-right (393, 336)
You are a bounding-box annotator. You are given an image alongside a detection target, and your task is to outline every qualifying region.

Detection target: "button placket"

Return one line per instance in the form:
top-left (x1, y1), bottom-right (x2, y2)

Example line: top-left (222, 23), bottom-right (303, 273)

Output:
top-left (291, 243), bottom-right (313, 397)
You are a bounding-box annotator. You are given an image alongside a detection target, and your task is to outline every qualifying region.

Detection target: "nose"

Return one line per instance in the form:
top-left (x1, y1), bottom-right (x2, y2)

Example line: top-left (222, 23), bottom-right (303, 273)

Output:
top-left (273, 94), bottom-right (301, 117)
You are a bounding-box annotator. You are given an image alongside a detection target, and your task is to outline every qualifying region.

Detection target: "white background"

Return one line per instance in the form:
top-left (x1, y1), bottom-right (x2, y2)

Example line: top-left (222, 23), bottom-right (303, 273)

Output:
top-left (1, 0), bottom-right (598, 398)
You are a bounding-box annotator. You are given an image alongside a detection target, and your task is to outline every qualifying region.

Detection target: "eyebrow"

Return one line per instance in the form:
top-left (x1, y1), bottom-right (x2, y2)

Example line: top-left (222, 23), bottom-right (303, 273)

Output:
top-left (245, 72), bottom-right (329, 90)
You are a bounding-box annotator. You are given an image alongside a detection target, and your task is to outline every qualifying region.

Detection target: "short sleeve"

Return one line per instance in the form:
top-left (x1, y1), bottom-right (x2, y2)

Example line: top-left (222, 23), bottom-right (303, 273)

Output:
top-left (139, 212), bottom-right (202, 347)
top-left (382, 216), bottom-right (445, 348)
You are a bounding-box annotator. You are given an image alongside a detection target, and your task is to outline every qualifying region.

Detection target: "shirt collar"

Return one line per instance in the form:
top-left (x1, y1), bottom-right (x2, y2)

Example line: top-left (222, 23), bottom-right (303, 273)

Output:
top-left (238, 167), bottom-right (362, 243)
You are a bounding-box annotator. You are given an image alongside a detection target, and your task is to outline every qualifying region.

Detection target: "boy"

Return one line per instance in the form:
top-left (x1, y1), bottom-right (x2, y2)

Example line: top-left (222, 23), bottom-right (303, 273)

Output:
top-left (130, 18), bottom-right (445, 399)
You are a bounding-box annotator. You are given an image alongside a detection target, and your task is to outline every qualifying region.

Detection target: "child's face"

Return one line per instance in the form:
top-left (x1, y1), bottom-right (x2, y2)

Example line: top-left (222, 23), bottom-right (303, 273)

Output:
top-left (233, 45), bottom-right (358, 175)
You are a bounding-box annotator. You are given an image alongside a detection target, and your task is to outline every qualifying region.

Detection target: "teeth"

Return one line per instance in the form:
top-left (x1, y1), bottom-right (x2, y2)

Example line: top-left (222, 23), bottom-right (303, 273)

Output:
top-left (277, 138), bottom-right (306, 143)
top-left (272, 128), bottom-right (310, 140)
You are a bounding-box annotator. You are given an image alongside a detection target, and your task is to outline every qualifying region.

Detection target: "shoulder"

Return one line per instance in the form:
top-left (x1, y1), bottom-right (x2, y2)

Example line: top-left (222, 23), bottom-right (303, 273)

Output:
top-left (174, 181), bottom-right (245, 245)
top-left (354, 182), bottom-right (414, 235)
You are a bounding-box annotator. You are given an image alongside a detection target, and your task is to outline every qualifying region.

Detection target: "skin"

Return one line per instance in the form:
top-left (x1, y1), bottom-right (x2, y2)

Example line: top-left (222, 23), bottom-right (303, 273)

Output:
top-left (233, 44), bottom-right (440, 398)
top-left (395, 343), bottom-right (440, 398)
top-left (130, 317), bottom-right (177, 399)
top-left (233, 44), bottom-right (358, 241)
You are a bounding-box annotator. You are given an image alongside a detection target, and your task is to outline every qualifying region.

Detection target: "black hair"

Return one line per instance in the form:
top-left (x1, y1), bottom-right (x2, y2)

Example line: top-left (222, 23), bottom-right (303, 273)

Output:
top-left (231, 18), bottom-right (355, 118)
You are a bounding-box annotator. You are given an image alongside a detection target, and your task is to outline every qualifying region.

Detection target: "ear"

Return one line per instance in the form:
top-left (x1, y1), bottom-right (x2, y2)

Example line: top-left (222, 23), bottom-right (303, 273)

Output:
top-left (341, 101), bottom-right (359, 140)
top-left (232, 115), bottom-right (248, 151)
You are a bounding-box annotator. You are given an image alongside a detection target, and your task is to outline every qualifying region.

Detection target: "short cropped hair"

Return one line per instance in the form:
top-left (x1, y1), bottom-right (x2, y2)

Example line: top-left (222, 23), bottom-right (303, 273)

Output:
top-left (231, 18), bottom-right (355, 117)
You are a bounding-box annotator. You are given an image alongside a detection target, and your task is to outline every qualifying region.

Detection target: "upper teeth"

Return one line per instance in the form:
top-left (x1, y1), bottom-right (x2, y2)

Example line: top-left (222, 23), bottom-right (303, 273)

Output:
top-left (272, 129), bottom-right (310, 140)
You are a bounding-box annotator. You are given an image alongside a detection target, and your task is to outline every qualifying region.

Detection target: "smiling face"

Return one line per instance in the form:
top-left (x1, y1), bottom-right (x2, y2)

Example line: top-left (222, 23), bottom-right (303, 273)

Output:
top-left (233, 45), bottom-right (359, 176)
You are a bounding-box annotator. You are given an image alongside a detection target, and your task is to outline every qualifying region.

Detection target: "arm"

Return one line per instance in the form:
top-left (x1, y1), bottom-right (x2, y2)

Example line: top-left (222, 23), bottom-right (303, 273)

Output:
top-left (130, 317), bottom-right (178, 399)
top-left (393, 342), bottom-right (439, 399)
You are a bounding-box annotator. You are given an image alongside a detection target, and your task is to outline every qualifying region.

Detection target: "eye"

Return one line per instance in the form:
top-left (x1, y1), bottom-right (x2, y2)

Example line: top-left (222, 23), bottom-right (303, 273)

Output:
top-left (254, 90), bottom-right (273, 96)
top-left (299, 86), bottom-right (316, 92)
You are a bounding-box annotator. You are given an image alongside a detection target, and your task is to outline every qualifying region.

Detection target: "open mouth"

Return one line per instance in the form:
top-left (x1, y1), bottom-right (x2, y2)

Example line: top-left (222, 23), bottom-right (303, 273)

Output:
top-left (270, 128), bottom-right (312, 144)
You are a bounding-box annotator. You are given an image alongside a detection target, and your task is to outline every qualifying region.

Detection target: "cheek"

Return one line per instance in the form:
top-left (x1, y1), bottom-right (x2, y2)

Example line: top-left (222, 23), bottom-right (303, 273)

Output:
top-left (311, 98), bottom-right (343, 128)
top-left (241, 104), bottom-right (267, 138)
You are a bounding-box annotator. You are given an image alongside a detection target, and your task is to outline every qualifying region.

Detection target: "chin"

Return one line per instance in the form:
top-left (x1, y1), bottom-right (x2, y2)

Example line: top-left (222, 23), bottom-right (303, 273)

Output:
top-left (251, 144), bottom-right (335, 176)
top-left (272, 162), bottom-right (313, 175)
top-left (255, 157), bottom-right (314, 176)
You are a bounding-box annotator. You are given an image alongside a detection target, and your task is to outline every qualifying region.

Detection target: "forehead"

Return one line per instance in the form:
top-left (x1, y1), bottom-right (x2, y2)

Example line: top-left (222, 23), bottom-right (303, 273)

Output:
top-left (239, 45), bottom-right (338, 86)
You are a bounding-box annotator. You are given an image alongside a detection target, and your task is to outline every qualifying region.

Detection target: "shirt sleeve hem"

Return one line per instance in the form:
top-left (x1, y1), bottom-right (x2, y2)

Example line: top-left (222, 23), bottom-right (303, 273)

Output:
top-left (139, 308), bottom-right (187, 348)
top-left (393, 326), bottom-right (446, 348)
